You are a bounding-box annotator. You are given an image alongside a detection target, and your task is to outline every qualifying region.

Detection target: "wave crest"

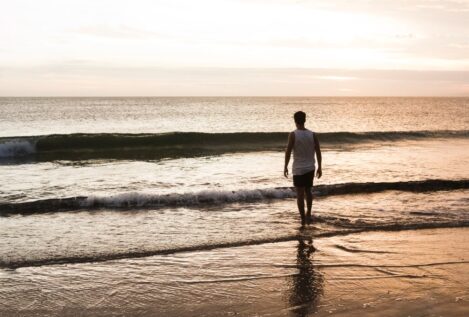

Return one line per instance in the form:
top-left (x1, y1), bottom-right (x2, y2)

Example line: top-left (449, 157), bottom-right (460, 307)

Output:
top-left (1, 130), bottom-right (467, 160)
top-left (0, 140), bottom-right (36, 158)
top-left (84, 187), bottom-right (295, 208)
top-left (1, 179), bottom-right (467, 215)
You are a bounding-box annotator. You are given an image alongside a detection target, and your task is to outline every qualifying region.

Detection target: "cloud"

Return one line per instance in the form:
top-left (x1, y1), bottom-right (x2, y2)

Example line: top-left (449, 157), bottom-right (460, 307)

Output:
top-left (1, 0), bottom-right (468, 95)
top-left (1, 64), bottom-right (468, 96)
top-left (315, 76), bottom-right (358, 81)
top-left (411, 0), bottom-right (469, 12)
top-left (70, 24), bottom-right (163, 39)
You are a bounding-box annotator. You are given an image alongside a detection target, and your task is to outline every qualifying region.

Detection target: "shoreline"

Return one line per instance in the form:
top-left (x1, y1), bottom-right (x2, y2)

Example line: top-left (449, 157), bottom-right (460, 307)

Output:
top-left (1, 227), bottom-right (468, 316)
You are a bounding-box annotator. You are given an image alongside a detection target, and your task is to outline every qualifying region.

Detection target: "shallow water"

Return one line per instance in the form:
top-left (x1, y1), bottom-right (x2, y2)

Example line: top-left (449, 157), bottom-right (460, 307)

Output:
top-left (2, 189), bottom-right (468, 268)
top-left (1, 139), bottom-right (468, 203)
top-left (1, 228), bottom-right (467, 316)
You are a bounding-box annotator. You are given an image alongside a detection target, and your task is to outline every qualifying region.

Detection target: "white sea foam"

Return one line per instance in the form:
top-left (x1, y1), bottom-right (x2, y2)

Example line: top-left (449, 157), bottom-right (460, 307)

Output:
top-left (0, 140), bottom-right (36, 158)
top-left (83, 188), bottom-right (296, 208)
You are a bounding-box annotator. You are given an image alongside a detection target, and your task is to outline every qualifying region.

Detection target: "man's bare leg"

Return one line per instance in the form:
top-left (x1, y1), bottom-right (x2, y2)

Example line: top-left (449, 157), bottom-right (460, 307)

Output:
top-left (305, 187), bottom-right (313, 224)
top-left (296, 187), bottom-right (306, 226)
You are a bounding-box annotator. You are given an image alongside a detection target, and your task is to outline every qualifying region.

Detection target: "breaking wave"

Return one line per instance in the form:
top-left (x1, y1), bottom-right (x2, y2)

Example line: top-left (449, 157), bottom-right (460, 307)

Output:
top-left (1, 179), bottom-right (467, 215)
top-left (0, 130), bottom-right (467, 161)
top-left (0, 140), bottom-right (36, 158)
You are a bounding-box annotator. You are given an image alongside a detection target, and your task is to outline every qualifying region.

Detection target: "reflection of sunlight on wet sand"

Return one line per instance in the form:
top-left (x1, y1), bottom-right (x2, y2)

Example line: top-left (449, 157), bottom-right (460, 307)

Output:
top-left (315, 228), bottom-right (469, 315)
top-left (0, 228), bottom-right (467, 316)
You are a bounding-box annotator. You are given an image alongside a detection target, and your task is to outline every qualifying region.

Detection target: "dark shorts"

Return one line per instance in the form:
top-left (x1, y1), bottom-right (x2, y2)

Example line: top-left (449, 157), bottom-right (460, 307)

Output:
top-left (293, 170), bottom-right (314, 187)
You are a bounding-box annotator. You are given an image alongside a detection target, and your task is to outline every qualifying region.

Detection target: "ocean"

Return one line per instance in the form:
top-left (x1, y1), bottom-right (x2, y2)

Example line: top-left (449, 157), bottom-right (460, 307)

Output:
top-left (1, 97), bottom-right (468, 316)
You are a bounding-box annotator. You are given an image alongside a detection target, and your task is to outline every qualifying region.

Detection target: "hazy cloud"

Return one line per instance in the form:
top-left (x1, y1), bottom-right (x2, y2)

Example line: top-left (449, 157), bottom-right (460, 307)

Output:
top-left (1, 64), bottom-right (467, 96)
top-left (70, 25), bottom-right (164, 39)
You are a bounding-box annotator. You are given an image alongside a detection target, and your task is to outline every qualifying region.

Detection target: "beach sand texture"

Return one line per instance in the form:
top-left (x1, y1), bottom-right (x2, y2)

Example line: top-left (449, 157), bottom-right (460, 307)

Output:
top-left (1, 228), bottom-right (467, 316)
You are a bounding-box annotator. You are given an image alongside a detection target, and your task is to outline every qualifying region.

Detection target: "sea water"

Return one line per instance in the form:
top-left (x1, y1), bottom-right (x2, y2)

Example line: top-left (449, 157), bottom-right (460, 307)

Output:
top-left (0, 97), bottom-right (468, 314)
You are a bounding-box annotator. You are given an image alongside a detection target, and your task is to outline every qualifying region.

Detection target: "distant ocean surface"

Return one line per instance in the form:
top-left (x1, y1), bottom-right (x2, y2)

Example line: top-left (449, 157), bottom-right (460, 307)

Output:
top-left (1, 97), bottom-right (468, 271)
top-left (1, 97), bottom-right (468, 136)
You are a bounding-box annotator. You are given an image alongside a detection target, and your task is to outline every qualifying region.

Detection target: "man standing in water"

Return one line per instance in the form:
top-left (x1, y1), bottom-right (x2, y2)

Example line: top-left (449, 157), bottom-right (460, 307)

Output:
top-left (284, 111), bottom-right (322, 226)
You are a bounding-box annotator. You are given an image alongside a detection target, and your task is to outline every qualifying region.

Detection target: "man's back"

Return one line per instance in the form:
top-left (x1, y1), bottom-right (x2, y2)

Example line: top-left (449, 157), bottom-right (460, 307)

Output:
top-left (292, 129), bottom-right (315, 176)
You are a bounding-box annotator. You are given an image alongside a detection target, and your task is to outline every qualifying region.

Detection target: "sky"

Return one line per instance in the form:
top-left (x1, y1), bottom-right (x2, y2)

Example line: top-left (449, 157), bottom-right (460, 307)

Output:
top-left (1, 0), bottom-right (468, 96)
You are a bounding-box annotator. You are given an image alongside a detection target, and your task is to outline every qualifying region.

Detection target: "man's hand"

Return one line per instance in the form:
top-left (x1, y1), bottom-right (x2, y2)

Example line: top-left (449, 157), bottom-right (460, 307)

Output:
top-left (316, 167), bottom-right (322, 179)
top-left (284, 132), bottom-right (294, 179)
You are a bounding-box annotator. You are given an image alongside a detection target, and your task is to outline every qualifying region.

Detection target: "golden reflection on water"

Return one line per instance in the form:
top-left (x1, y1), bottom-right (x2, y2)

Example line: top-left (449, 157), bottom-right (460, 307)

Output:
top-left (287, 236), bottom-right (324, 317)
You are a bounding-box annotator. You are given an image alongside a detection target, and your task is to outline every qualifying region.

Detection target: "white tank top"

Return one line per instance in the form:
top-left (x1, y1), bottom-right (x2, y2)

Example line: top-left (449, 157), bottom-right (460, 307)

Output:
top-left (292, 129), bottom-right (316, 175)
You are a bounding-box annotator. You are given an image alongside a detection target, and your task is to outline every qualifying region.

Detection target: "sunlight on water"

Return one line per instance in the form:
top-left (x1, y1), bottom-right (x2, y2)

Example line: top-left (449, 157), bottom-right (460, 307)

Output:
top-left (2, 190), bottom-right (468, 268)
top-left (0, 97), bottom-right (468, 316)
top-left (0, 97), bottom-right (468, 136)
top-left (1, 139), bottom-right (467, 202)
top-left (1, 228), bottom-right (467, 317)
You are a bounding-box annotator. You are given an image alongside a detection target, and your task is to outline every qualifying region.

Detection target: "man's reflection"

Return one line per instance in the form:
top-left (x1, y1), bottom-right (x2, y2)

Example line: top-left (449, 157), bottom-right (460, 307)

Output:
top-left (287, 237), bottom-right (324, 317)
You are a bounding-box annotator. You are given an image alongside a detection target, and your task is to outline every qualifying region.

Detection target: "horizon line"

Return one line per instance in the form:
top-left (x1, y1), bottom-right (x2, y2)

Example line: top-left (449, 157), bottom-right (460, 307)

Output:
top-left (1, 95), bottom-right (469, 98)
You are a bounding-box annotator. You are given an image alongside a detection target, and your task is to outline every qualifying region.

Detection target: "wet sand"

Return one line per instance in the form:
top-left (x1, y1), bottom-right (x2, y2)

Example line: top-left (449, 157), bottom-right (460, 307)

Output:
top-left (1, 227), bottom-right (468, 317)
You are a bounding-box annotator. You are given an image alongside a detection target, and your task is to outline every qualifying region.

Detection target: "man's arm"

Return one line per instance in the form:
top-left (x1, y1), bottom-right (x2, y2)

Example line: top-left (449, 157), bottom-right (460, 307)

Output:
top-left (313, 133), bottom-right (322, 178)
top-left (284, 132), bottom-right (295, 178)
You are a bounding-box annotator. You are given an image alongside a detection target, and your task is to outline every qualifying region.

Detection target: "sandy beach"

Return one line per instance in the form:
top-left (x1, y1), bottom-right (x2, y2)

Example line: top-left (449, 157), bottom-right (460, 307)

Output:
top-left (1, 227), bottom-right (467, 316)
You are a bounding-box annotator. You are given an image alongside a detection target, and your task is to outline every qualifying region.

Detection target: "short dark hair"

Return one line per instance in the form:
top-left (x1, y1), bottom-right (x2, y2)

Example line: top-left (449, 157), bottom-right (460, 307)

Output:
top-left (294, 111), bottom-right (306, 124)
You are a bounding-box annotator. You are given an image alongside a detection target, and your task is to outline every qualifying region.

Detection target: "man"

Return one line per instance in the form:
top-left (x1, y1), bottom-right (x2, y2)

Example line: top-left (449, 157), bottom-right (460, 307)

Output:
top-left (284, 111), bottom-right (322, 226)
